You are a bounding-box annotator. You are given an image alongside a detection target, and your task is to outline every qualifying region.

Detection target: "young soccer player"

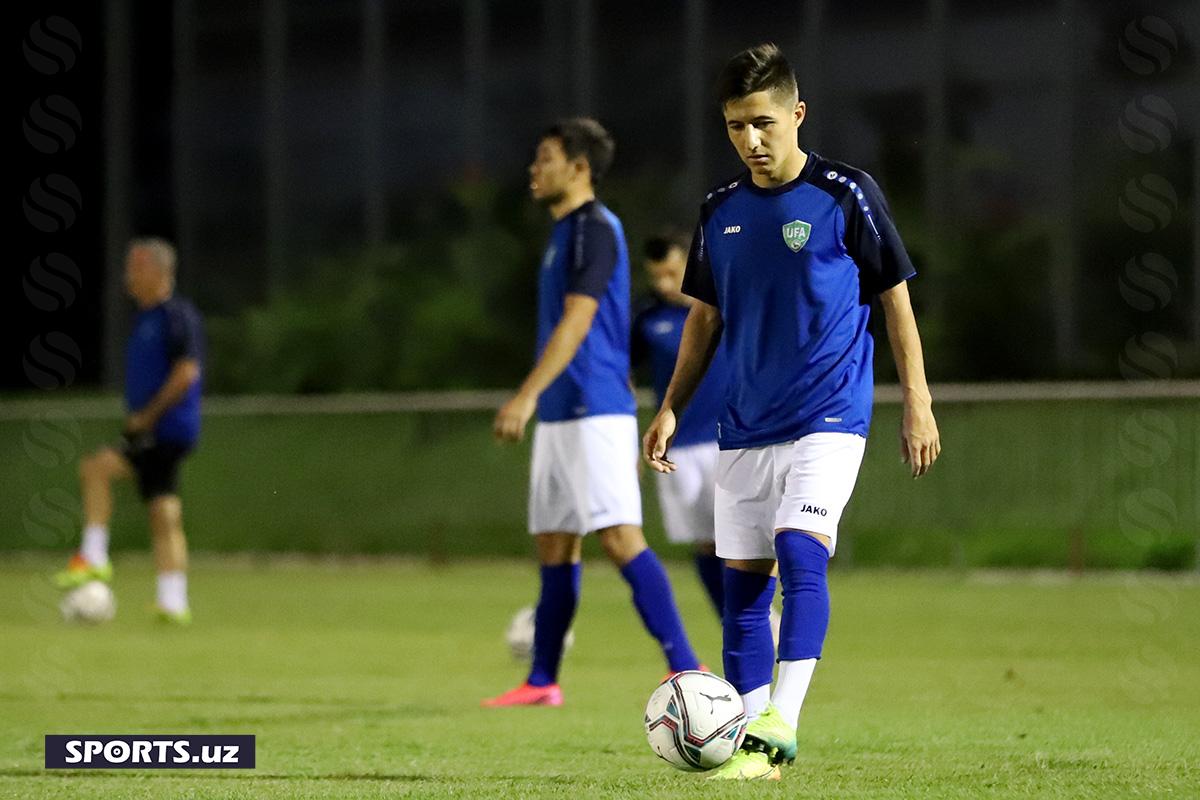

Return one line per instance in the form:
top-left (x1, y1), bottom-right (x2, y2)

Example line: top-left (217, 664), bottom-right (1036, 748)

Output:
top-left (56, 238), bottom-right (204, 624)
top-left (643, 45), bottom-right (941, 779)
top-left (484, 119), bottom-right (703, 707)
top-left (632, 230), bottom-right (729, 616)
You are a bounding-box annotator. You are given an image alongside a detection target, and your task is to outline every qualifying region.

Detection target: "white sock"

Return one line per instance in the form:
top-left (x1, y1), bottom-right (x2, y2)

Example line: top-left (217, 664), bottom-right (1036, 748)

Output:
top-left (742, 684), bottom-right (771, 722)
top-left (156, 571), bottom-right (188, 613)
top-left (80, 524), bottom-right (109, 567)
top-left (771, 659), bottom-right (818, 729)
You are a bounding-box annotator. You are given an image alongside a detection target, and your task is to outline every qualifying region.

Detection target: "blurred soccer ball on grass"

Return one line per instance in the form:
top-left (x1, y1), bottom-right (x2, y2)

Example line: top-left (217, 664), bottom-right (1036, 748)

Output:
top-left (505, 605), bottom-right (574, 660)
top-left (61, 580), bottom-right (116, 624)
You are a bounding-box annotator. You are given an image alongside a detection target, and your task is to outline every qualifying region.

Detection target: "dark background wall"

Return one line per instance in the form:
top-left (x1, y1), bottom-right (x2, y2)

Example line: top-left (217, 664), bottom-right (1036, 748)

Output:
top-left (9, 0), bottom-right (1199, 394)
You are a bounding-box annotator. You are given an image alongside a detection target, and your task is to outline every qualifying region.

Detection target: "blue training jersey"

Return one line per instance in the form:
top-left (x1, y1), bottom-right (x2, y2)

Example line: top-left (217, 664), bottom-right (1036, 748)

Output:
top-left (125, 296), bottom-right (205, 446)
top-left (681, 152), bottom-right (916, 450)
top-left (536, 200), bottom-right (637, 422)
top-left (632, 299), bottom-right (728, 448)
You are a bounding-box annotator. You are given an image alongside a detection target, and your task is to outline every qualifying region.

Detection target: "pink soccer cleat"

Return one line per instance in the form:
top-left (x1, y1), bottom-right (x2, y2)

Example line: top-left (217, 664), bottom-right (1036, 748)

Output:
top-left (662, 664), bottom-right (710, 683)
top-left (481, 682), bottom-right (564, 708)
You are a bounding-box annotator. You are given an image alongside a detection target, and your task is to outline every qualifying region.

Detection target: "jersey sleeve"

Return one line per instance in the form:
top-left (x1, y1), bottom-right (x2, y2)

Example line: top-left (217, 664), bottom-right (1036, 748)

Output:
top-left (681, 219), bottom-right (719, 307)
top-left (843, 172), bottom-right (916, 296)
top-left (566, 215), bottom-right (618, 299)
top-left (165, 302), bottom-right (204, 363)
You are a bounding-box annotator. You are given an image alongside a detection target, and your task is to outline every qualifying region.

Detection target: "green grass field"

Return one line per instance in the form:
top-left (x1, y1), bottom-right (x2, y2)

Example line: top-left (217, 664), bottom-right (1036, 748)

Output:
top-left (1, 557), bottom-right (1197, 798)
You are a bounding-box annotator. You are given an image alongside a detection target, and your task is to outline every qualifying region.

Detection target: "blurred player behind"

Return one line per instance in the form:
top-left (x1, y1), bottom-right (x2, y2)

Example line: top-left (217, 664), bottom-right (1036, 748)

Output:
top-left (632, 230), bottom-right (729, 616)
top-left (56, 238), bottom-right (204, 624)
top-left (485, 118), bottom-right (702, 707)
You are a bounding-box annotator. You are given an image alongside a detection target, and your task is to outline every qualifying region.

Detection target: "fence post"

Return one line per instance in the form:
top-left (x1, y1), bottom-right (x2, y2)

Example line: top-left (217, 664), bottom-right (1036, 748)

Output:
top-left (799, 0), bottom-right (825, 149)
top-left (1050, 0), bottom-right (1080, 371)
top-left (103, 0), bottom-right (132, 389)
top-left (463, 0), bottom-right (488, 180)
top-left (922, 0), bottom-right (948, 333)
top-left (263, 0), bottom-right (288, 296)
top-left (681, 0), bottom-right (705, 209)
top-left (571, 0), bottom-right (594, 114)
top-left (362, 0), bottom-right (386, 247)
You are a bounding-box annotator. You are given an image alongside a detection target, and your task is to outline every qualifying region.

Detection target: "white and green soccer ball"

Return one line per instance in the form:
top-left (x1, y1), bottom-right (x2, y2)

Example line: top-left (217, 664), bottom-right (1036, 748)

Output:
top-left (61, 580), bottom-right (116, 624)
top-left (645, 670), bottom-right (747, 771)
top-left (505, 605), bottom-right (574, 661)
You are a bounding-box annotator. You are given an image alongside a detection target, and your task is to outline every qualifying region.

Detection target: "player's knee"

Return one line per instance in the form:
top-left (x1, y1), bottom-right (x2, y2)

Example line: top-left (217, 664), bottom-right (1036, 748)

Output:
top-left (598, 526), bottom-right (646, 564)
top-left (79, 452), bottom-right (107, 481)
top-left (721, 567), bottom-right (774, 624)
top-left (777, 528), bottom-right (833, 558)
top-left (535, 533), bottom-right (579, 565)
top-left (148, 496), bottom-right (183, 529)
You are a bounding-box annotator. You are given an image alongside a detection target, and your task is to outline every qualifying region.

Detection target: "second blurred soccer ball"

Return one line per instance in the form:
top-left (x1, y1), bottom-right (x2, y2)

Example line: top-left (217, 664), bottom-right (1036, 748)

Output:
top-left (505, 605), bottom-right (574, 661)
top-left (61, 580), bottom-right (117, 624)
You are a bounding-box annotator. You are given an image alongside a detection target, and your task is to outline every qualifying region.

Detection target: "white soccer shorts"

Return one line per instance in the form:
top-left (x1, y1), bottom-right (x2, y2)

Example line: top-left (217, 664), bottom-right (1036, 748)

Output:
top-left (528, 414), bottom-right (643, 535)
top-left (714, 432), bottom-right (866, 559)
top-left (654, 441), bottom-right (719, 544)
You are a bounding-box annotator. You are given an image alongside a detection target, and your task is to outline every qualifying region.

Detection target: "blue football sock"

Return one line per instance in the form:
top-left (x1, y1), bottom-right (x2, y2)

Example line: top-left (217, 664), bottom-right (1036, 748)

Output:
top-left (620, 549), bottom-right (700, 672)
top-left (694, 553), bottom-right (725, 617)
top-left (527, 562), bottom-right (582, 687)
top-left (775, 531), bottom-right (831, 661)
top-left (722, 568), bottom-right (777, 695)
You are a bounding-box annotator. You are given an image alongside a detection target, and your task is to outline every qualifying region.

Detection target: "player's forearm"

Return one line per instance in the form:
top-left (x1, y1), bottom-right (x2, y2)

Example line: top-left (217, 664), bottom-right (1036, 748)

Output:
top-left (662, 303), bottom-right (722, 413)
top-left (518, 319), bottom-right (590, 399)
top-left (137, 360), bottom-right (201, 423)
top-left (880, 284), bottom-right (932, 406)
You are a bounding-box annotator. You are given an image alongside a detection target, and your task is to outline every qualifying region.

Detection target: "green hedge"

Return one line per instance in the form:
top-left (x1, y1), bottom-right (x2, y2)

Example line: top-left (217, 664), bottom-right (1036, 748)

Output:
top-left (2, 399), bottom-right (1195, 569)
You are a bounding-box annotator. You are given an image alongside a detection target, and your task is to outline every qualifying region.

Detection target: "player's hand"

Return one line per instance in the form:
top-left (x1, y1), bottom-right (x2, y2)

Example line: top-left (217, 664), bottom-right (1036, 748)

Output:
top-left (642, 408), bottom-right (678, 473)
top-left (493, 392), bottom-right (537, 443)
top-left (123, 411), bottom-right (152, 436)
top-left (900, 398), bottom-right (940, 478)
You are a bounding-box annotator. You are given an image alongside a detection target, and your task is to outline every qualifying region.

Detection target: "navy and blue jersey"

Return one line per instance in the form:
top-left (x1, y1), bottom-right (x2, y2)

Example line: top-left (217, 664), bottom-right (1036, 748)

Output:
top-left (125, 296), bottom-right (205, 446)
top-left (682, 152), bottom-right (915, 450)
top-left (536, 200), bottom-right (637, 422)
top-left (632, 300), bottom-right (728, 448)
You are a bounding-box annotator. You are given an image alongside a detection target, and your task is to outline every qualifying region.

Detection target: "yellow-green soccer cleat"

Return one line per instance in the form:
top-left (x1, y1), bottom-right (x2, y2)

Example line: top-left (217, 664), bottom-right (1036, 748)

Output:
top-left (154, 607), bottom-right (192, 626)
top-left (55, 554), bottom-right (113, 589)
top-left (705, 749), bottom-right (782, 781)
top-left (743, 703), bottom-right (798, 765)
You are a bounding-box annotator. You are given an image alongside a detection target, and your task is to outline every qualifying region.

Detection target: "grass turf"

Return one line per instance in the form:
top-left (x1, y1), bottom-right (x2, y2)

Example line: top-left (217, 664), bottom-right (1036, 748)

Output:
top-left (0, 557), bottom-right (1196, 798)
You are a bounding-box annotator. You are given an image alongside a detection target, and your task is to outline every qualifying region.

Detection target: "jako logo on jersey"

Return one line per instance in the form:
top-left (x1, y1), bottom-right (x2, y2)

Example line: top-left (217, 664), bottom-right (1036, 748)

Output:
top-left (798, 504), bottom-right (828, 516)
top-left (782, 220), bottom-right (812, 252)
top-left (723, 225), bottom-right (742, 234)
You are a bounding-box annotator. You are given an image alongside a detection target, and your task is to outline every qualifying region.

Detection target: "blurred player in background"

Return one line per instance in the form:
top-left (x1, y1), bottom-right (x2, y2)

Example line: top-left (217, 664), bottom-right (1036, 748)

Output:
top-left (486, 118), bottom-right (702, 707)
top-left (56, 238), bottom-right (204, 625)
top-left (644, 44), bottom-right (941, 779)
top-left (632, 230), bottom-right (729, 616)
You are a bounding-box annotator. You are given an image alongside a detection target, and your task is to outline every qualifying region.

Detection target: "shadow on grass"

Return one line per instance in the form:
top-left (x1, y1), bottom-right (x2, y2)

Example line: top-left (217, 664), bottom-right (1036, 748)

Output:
top-left (1, 769), bottom-right (596, 785)
top-left (2, 769), bottom-right (431, 782)
top-left (0, 691), bottom-right (387, 707)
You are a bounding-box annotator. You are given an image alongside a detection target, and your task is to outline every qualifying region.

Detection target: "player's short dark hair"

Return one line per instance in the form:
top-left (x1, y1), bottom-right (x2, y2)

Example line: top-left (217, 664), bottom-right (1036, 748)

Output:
top-left (715, 43), bottom-right (799, 107)
top-left (542, 117), bottom-right (615, 184)
top-left (643, 228), bottom-right (692, 262)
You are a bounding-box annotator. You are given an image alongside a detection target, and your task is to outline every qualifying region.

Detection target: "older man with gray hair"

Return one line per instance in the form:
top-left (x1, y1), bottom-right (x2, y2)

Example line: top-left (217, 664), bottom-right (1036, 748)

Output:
top-left (57, 238), bottom-right (205, 625)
